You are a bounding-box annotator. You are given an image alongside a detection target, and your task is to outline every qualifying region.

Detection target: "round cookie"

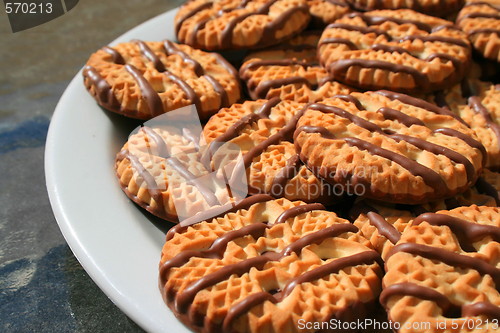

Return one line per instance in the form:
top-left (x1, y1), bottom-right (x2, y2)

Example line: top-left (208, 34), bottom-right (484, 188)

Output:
top-left (433, 79), bottom-right (500, 170)
top-left (115, 126), bottom-right (239, 223)
top-left (174, 0), bottom-right (310, 51)
top-left (83, 40), bottom-right (240, 120)
top-left (160, 196), bottom-right (383, 333)
top-left (239, 31), bottom-right (354, 102)
top-left (202, 98), bottom-right (345, 204)
top-left (318, 10), bottom-right (471, 93)
top-left (457, 2), bottom-right (500, 63)
top-left (381, 205), bottom-right (500, 332)
top-left (351, 186), bottom-right (499, 259)
top-left (293, 91), bottom-right (486, 204)
top-left (345, 0), bottom-right (464, 17)
top-left (307, 0), bottom-right (351, 27)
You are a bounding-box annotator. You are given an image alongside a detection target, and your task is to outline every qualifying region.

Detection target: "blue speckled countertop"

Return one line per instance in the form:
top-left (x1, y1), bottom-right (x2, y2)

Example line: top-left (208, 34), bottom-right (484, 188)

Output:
top-left (0, 1), bottom-right (183, 331)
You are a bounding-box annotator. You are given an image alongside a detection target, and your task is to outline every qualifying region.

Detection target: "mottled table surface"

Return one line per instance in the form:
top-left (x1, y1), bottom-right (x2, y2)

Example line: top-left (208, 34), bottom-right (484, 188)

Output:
top-left (0, 1), bottom-right (183, 331)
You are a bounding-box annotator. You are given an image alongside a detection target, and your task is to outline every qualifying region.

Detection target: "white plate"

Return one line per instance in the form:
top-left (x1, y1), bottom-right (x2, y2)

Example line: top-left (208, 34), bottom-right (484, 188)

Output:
top-left (45, 8), bottom-right (190, 333)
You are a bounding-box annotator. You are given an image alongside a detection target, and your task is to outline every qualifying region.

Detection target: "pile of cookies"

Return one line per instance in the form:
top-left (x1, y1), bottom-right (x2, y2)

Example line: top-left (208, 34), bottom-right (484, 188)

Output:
top-left (82, 0), bottom-right (500, 332)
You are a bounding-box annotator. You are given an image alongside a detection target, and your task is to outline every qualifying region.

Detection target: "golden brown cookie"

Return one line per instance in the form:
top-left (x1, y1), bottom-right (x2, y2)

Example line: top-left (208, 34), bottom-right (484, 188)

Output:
top-left (318, 10), bottom-right (471, 93)
top-left (351, 185), bottom-right (499, 260)
top-left (307, 0), bottom-right (351, 27)
top-left (203, 98), bottom-right (346, 204)
top-left (293, 91), bottom-right (486, 204)
top-left (457, 2), bottom-right (500, 63)
top-left (239, 31), bottom-right (354, 102)
top-left (160, 196), bottom-right (383, 333)
top-left (175, 0), bottom-right (310, 51)
top-left (432, 79), bottom-right (500, 170)
top-left (115, 126), bottom-right (242, 223)
top-left (345, 0), bottom-right (464, 17)
top-left (381, 205), bottom-right (500, 332)
top-left (83, 40), bottom-right (240, 120)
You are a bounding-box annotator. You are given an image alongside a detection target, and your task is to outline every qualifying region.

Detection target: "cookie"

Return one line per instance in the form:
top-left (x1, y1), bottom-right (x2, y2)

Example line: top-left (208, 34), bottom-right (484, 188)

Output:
top-left (457, 2), bottom-right (500, 63)
top-left (175, 0), bottom-right (310, 51)
top-left (293, 91), bottom-right (486, 204)
top-left (115, 126), bottom-right (243, 223)
top-left (239, 31), bottom-right (354, 102)
top-left (160, 196), bottom-right (383, 333)
top-left (83, 40), bottom-right (240, 120)
top-left (202, 98), bottom-right (346, 204)
top-left (351, 184), bottom-right (499, 260)
top-left (345, 0), bottom-right (463, 17)
top-left (433, 79), bottom-right (500, 170)
top-left (318, 10), bottom-right (471, 93)
top-left (381, 205), bottom-right (500, 332)
top-left (307, 0), bottom-right (351, 27)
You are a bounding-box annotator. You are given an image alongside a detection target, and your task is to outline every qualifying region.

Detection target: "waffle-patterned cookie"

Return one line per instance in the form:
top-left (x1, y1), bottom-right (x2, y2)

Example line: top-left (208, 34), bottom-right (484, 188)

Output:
top-left (293, 91), bottom-right (486, 204)
top-left (345, 0), bottom-right (464, 17)
top-left (457, 2), bottom-right (500, 63)
top-left (318, 10), bottom-right (471, 93)
top-left (381, 205), bottom-right (500, 332)
top-left (175, 0), bottom-right (310, 51)
top-left (239, 31), bottom-right (354, 102)
top-left (351, 187), bottom-right (499, 259)
top-left (433, 80), bottom-right (500, 170)
top-left (115, 126), bottom-right (238, 223)
top-left (203, 98), bottom-right (344, 203)
top-left (307, 0), bottom-right (351, 27)
top-left (83, 40), bottom-right (240, 120)
top-left (160, 196), bottom-right (383, 333)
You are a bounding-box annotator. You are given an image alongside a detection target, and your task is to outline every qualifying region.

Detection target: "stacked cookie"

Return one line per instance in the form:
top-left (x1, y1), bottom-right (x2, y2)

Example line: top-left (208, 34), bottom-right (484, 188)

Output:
top-left (81, 0), bottom-right (500, 332)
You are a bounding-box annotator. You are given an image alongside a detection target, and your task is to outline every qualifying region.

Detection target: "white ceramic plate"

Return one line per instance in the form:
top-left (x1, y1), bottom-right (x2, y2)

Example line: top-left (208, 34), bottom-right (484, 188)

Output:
top-left (45, 8), bottom-right (189, 333)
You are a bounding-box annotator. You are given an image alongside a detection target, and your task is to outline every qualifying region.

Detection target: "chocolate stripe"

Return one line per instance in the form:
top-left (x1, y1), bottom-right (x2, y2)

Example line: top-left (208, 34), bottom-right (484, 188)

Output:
top-left (270, 155), bottom-right (302, 197)
top-left (377, 107), bottom-right (425, 127)
top-left (475, 177), bottom-right (500, 206)
top-left (469, 96), bottom-right (500, 150)
top-left (82, 66), bottom-right (120, 109)
top-left (380, 283), bottom-right (453, 310)
top-left (163, 40), bottom-right (204, 76)
top-left (462, 302), bottom-right (500, 319)
top-left (175, 1), bottom-right (213, 34)
top-left (125, 64), bottom-right (164, 116)
top-left (366, 211), bottom-right (401, 244)
top-left (273, 203), bottom-right (326, 224)
top-left (387, 243), bottom-right (500, 285)
top-left (412, 212), bottom-right (500, 251)
top-left (164, 70), bottom-right (201, 112)
top-left (135, 40), bottom-right (166, 72)
top-left (102, 46), bottom-right (125, 65)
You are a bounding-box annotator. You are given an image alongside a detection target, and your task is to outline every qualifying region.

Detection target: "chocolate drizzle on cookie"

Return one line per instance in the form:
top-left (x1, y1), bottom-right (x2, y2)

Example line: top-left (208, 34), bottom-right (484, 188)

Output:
top-left (366, 211), bottom-right (401, 244)
top-left (319, 13), bottom-right (470, 92)
top-left (468, 96), bottom-right (500, 150)
top-left (412, 212), bottom-right (500, 252)
top-left (178, 0), bottom-right (309, 50)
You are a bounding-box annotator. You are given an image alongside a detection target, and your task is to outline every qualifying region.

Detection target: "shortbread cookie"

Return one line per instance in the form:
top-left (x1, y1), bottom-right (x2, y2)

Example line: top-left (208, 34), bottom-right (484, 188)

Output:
top-left (381, 205), bottom-right (500, 332)
top-left (433, 80), bottom-right (500, 170)
top-left (203, 98), bottom-right (345, 203)
top-left (115, 126), bottom-right (240, 223)
top-left (160, 196), bottom-right (383, 333)
top-left (293, 91), bottom-right (486, 204)
top-left (307, 0), bottom-right (351, 27)
top-left (175, 0), bottom-right (310, 51)
top-left (239, 31), bottom-right (354, 102)
top-left (318, 10), bottom-right (471, 93)
top-left (83, 40), bottom-right (240, 120)
top-left (457, 2), bottom-right (500, 63)
top-left (351, 187), bottom-right (499, 259)
top-left (345, 0), bottom-right (463, 17)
